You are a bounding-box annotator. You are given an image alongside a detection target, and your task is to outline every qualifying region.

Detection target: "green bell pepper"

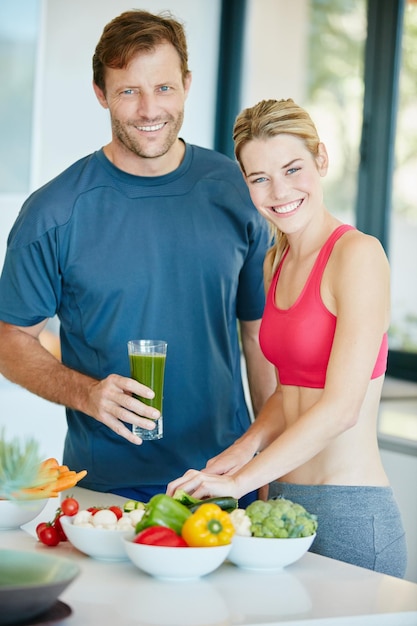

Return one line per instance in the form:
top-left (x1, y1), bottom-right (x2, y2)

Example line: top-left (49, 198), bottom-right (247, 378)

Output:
top-left (135, 493), bottom-right (192, 535)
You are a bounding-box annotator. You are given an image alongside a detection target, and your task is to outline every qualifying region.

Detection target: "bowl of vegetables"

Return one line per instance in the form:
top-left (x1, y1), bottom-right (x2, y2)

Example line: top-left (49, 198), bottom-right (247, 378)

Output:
top-left (124, 493), bottom-right (237, 580)
top-left (228, 498), bottom-right (318, 571)
top-left (124, 539), bottom-right (232, 581)
top-left (0, 430), bottom-right (86, 530)
top-left (60, 501), bottom-right (144, 561)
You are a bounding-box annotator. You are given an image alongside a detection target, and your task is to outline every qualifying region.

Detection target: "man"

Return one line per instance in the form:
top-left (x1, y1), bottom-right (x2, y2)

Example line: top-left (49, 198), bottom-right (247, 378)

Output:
top-left (0, 10), bottom-right (275, 503)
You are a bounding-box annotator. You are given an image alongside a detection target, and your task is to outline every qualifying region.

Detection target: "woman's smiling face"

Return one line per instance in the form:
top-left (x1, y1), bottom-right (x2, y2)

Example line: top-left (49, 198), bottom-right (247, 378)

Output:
top-left (240, 133), bottom-right (328, 232)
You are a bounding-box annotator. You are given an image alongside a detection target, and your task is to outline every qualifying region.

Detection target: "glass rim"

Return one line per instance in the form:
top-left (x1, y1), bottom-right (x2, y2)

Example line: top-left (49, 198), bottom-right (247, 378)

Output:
top-left (127, 340), bottom-right (167, 354)
top-left (127, 339), bottom-right (167, 347)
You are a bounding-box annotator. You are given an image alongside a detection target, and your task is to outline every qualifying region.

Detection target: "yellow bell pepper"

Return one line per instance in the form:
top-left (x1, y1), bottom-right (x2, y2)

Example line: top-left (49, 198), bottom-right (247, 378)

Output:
top-left (181, 503), bottom-right (235, 547)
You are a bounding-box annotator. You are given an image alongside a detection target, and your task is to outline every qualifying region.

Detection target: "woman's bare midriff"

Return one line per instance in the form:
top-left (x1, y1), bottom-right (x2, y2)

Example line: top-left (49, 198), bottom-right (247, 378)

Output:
top-left (277, 377), bottom-right (390, 487)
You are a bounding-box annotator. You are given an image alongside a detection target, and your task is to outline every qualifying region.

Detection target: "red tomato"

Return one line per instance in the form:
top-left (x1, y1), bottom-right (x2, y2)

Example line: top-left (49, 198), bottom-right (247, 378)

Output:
top-left (53, 515), bottom-right (67, 541)
top-left (108, 506), bottom-right (123, 520)
top-left (39, 525), bottom-right (61, 547)
top-left (134, 526), bottom-right (188, 547)
top-left (36, 522), bottom-right (48, 540)
top-left (87, 507), bottom-right (102, 515)
top-left (61, 497), bottom-right (79, 517)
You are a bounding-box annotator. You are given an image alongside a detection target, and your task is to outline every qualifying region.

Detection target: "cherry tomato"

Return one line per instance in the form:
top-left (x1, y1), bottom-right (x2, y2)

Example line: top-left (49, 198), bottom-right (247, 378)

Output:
top-left (61, 497), bottom-right (79, 517)
top-left (36, 522), bottom-right (48, 540)
top-left (53, 515), bottom-right (67, 542)
top-left (39, 525), bottom-right (60, 547)
top-left (87, 506), bottom-right (102, 515)
top-left (108, 506), bottom-right (123, 520)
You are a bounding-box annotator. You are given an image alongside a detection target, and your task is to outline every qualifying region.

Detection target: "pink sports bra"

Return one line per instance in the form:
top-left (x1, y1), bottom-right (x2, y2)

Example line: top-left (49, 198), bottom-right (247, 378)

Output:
top-left (259, 224), bottom-right (388, 388)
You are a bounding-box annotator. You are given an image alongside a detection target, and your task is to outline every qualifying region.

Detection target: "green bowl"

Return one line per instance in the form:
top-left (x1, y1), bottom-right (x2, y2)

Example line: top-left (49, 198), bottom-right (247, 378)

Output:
top-left (0, 549), bottom-right (79, 625)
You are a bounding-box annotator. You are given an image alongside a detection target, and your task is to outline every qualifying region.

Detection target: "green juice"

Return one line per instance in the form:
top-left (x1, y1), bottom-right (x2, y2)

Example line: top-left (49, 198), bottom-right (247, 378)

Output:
top-left (129, 353), bottom-right (166, 412)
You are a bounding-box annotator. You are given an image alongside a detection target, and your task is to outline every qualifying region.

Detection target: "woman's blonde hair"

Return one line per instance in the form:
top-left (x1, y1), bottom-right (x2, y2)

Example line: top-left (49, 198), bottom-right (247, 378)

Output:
top-left (233, 98), bottom-right (321, 277)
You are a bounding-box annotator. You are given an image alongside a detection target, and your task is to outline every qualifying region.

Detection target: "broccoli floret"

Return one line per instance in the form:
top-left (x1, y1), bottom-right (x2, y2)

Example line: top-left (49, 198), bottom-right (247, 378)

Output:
top-left (245, 498), bottom-right (318, 538)
top-left (245, 500), bottom-right (272, 522)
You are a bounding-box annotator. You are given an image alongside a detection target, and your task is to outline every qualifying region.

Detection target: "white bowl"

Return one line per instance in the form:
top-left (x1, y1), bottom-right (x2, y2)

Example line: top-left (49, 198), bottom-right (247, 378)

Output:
top-left (0, 498), bottom-right (48, 530)
top-left (0, 549), bottom-right (79, 625)
top-left (60, 515), bottom-right (135, 561)
top-left (124, 537), bottom-right (231, 580)
top-left (228, 533), bottom-right (316, 571)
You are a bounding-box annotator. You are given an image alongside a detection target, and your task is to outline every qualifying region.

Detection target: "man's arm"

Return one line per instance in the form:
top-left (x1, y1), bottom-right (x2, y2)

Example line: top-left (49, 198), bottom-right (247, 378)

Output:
top-left (0, 321), bottom-right (160, 444)
top-left (240, 318), bottom-right (276, 418)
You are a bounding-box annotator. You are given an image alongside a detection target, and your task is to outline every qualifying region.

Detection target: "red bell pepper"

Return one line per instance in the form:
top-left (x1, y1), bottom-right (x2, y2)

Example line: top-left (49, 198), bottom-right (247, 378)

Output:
top-left (134, 525), bottom-right (188, 547)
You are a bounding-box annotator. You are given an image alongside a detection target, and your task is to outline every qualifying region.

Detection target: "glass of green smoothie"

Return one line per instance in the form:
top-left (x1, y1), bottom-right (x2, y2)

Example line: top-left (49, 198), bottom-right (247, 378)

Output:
top-left (127, 339), bottom-right (167, 440)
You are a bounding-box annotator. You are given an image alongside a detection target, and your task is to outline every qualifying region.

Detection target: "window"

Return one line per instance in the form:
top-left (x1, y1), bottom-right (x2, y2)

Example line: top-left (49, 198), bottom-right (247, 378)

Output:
top-left (389, 1), bottom-right (417, 358)
top-left (241, 0), bottom-right (367, 225)
top-left (217, 0), bottom-right (415, 381)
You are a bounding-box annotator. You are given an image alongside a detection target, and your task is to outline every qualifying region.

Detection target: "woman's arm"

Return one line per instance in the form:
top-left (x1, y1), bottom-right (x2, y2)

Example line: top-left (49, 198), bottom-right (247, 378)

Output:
top-left (203, 382), bottom-right (285, 474)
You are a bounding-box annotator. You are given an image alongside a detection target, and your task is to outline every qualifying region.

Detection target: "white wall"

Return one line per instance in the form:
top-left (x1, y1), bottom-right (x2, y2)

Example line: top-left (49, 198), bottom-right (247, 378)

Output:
top-left (241, 0), bottom-right (309, 109)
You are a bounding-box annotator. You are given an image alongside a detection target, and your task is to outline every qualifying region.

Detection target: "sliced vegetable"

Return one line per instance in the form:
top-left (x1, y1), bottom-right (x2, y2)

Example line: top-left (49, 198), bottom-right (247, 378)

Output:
top-left (135, 494), bottom-right (191, 535)
top-left (18, 462), bottom-right (87, 499)
top-left (134, 526), bottom-right (188, 547)
top-left (181, 503), bottom-right (235, 547)
top-left (124, 499), bottom-right (145, 513)
top-left (0, 431), bottom-right (87, 500)
top-left (172, 489), bottom-right (201, 506)
top-left (173, 490), bottom-right (238, 513)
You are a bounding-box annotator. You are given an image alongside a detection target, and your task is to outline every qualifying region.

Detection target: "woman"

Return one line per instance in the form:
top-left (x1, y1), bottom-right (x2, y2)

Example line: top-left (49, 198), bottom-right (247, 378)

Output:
top-left (167, 99), bottom-right (407, 577)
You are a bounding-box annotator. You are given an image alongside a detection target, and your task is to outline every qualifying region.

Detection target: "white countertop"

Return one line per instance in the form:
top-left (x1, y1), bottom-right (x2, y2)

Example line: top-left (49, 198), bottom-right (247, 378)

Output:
top-left (2, 488), bottom-right (417, 626)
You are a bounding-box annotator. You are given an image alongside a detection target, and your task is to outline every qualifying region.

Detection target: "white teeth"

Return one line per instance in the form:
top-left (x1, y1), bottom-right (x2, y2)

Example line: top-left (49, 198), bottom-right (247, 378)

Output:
top-left (272, 200), bottom-right (302, 214)
top-left (136, 123), bottom-right (165, 132)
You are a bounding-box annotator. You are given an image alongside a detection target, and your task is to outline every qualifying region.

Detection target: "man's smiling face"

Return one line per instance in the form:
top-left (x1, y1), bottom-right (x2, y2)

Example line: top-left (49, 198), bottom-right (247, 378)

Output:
top-left (94, 41), bottom-right (191, 173)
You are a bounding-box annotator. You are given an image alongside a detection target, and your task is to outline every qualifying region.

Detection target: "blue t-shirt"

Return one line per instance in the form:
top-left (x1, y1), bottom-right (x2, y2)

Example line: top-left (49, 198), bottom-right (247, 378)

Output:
top-left (0, 143), bottom-right (269, 495)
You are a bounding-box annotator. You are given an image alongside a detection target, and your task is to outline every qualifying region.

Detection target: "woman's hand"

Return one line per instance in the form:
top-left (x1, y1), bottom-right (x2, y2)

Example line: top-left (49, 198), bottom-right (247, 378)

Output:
top-left (166, 469), bottom-right (241, 500)
top-left (203, 441), bottom-right (256, 475)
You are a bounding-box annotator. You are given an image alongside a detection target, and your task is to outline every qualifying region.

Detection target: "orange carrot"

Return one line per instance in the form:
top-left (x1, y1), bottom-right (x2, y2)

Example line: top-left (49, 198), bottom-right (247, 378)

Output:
top-left (17, 485), bottom-right (57, 499)
top-left (12, 460), bottom-right (87, 499)
top-left (40, 457), bottom-right (60, 471)
top-left (50, 469), bottom-right (88, 494)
